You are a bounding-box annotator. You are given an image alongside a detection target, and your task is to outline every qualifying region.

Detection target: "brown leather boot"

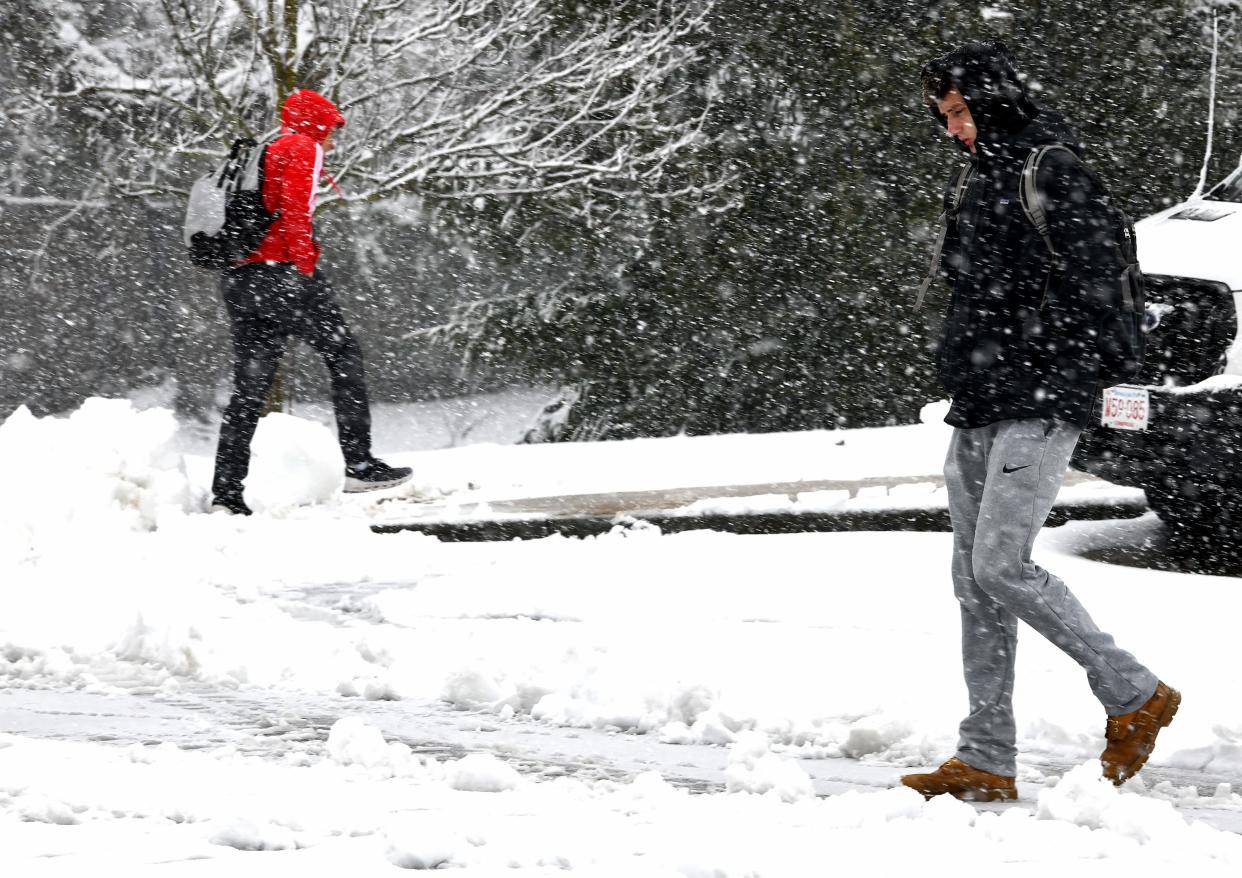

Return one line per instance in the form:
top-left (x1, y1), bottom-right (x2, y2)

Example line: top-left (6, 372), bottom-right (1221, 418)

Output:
top-left (900, 757), bottom-right (1017, 802)
top-left (1101, 681), bottom-right (1181, 785)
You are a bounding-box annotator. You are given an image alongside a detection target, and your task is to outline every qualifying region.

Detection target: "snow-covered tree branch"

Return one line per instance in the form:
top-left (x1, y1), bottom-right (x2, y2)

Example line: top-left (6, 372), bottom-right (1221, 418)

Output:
top-left (45, 0), bottom-right (716, 225)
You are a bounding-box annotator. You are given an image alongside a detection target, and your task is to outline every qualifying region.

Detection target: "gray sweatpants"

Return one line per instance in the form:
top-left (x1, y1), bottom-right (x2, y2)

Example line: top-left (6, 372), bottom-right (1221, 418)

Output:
top-left (944, 418), bottom-right (1158, 777)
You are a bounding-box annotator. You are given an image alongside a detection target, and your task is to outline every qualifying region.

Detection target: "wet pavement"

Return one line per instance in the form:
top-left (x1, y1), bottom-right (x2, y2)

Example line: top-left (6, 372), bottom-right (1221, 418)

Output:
top-left (370, 471), bottom-right (1147, 541)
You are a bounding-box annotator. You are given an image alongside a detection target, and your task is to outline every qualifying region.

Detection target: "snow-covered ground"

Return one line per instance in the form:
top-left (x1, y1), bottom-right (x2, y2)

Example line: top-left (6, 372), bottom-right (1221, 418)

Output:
top-left (3, 393), bottom-right (1242, 875)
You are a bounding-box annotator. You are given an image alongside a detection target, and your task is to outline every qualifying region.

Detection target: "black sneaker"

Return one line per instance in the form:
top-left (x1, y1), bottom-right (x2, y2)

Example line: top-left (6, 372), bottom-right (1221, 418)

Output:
top-left (344, 457), bottom-right (413, 493)
top-left (210, 494), bottom-right (253, 516)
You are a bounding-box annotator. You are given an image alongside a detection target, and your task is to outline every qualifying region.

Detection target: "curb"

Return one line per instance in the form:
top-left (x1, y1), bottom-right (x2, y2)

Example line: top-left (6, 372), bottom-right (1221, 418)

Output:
top-left (371, 499), bottom-right (1147, 541)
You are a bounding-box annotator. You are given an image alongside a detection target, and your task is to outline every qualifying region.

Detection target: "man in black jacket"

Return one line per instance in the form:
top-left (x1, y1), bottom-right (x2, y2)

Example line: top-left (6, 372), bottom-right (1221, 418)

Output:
top-left (901, 42), bottom-right (1179, 802)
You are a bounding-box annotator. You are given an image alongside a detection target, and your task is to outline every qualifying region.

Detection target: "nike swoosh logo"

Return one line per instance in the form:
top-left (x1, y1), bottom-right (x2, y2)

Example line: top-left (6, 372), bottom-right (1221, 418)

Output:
top-left (1002, 464), bottom-right (1032, 474)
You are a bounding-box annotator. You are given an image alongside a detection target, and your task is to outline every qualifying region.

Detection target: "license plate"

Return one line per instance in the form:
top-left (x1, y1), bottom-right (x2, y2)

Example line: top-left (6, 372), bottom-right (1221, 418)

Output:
top-left (1101, 385), bottom-right (1149, 431)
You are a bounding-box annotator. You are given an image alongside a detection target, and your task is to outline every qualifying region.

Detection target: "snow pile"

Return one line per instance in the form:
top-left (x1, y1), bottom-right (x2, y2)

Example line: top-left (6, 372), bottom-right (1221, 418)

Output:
top-left (656, 688), bottom-right (739, 745)
top-left (207, 817), bottom-right (297, 852)
top-left (385, 814), bottom-right (466, 870)
top-left (12, 793), bottom-right (82, 826)
top-left (0, 400), bottom-right (190, 558)
top-left (676, 492), bottom-right (804, 516)
top-left (327, 718), bottom-right (523, 793)
top-left (245, 411), bottom-right (343, 512)
top-left (1037, 762), bottom-right (1208, 844)
top-left (447, 752), bottom-right (523, 793)
top-left (1028, 763), bottom-right (1242, 867)
top-left (1165, 730), bottom-right (1242, 777)
top-left (724, 731), bottom-right (814, 802)
top-left (441, 667), bottom-right (510, 709)
top-left (0, 400), bottom-right (360, 563)
top-left (673, 482), bottom-right (948, 517)
top-left (839, 713), bottom-right (915, 759)
top-left (326, 716), bottom-right (426, 780)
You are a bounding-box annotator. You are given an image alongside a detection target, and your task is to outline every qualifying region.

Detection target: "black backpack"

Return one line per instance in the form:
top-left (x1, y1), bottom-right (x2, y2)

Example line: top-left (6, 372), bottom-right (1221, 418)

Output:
top-left (918, 145), bottom-right (1147, 387)
top-left (1020, 144), bottom-right (1146, 386)
top-left (183, 135), bottom-right (282, 270)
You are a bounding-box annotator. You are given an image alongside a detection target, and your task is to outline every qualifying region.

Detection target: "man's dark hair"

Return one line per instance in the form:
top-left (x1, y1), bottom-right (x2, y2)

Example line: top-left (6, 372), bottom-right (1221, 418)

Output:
top-left (921, 68), bottom-right (955, 108)
top-left (920, 42), bottom-right (1036, 136)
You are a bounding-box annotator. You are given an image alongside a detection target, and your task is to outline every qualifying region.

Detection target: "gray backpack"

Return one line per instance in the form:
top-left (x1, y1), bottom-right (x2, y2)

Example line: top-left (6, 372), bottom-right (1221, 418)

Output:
top-left (183, 134), bottom-right (282, 270)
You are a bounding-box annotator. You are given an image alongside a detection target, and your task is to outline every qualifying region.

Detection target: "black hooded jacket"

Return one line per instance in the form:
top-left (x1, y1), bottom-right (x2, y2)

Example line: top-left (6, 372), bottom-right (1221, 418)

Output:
top-left (922, 43), bottom-right (1120, 429)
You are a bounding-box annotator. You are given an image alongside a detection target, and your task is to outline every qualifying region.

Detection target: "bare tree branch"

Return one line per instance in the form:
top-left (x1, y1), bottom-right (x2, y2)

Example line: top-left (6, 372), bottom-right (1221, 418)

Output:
top-left (46, 0), bottom-right (718, 231)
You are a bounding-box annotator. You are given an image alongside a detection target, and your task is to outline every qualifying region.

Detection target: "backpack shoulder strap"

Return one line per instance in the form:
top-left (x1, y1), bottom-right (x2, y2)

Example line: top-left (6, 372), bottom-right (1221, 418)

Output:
top-left (1021, 143), bottom-right (1082, 308)
top-left (241, 130), bottom-right (290, 191)
top-left (947, 161), bottom-right (974, 218)
top-left (1019, 143), bottom-right (1078, 257)
top-left (915, 162), bottom-right (974, 307)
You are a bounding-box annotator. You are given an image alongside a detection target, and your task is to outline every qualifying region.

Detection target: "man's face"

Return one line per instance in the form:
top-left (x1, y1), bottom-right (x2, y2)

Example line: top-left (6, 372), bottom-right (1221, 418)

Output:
top-left (323, 125), bottom-right (339, 153)
top-left (936, 88), bottom-right (977, 153)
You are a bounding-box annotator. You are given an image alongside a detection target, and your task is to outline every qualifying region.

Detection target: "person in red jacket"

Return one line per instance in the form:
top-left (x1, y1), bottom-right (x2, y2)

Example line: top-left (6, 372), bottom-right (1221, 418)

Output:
top-left (211, 89), bottom-right (411, 515)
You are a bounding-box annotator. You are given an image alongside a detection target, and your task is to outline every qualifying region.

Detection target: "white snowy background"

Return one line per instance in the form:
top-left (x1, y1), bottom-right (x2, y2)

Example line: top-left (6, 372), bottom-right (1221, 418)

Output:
top-left (3, 391), bottom-right (1242, 875)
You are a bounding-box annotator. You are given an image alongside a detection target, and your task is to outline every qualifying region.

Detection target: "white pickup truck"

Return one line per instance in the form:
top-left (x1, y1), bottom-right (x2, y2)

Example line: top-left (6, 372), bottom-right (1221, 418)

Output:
top-left (1070, 173), bottom-right (1242, 540)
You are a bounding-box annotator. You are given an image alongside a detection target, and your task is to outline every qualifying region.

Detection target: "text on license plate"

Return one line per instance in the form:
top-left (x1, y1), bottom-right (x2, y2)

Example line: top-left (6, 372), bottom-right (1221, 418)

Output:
top-left (1101, 385), bottom-right (1149, 431)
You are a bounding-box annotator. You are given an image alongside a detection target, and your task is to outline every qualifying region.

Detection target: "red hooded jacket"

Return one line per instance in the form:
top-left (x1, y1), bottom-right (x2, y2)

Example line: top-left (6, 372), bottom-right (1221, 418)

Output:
top-left (241, 89), bottom-right (345, 276)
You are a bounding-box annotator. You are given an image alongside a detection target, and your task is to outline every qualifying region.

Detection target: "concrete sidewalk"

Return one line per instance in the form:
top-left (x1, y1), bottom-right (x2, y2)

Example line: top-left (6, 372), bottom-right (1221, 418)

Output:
top-left (370, 471), bottom-right (1147, 541)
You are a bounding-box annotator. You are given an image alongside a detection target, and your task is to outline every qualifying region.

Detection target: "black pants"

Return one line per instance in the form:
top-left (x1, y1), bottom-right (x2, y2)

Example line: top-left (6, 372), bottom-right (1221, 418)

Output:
top-left (212, 263), bottom-right (373, 498)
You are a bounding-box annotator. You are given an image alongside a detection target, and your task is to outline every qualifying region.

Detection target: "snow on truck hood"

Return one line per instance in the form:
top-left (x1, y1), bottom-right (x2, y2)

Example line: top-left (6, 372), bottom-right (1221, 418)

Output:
top-left (1136, 198), bottom-right (1242, 290)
